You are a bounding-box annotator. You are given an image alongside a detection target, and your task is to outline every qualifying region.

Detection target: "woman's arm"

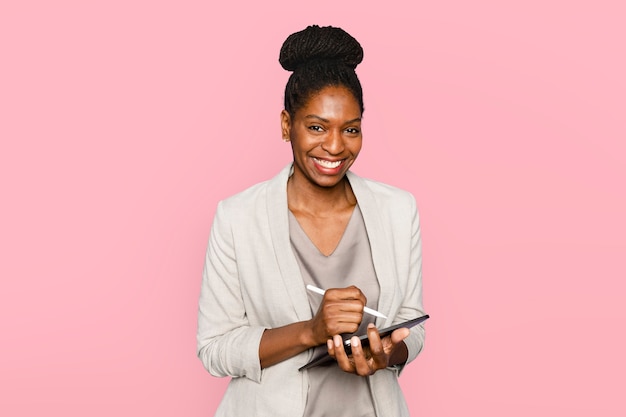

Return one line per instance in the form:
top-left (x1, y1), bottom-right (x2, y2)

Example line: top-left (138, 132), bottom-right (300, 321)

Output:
top-left (197, 202), bottom-right (267, 382)
top-left (259, 286), bottom-right (367, 369)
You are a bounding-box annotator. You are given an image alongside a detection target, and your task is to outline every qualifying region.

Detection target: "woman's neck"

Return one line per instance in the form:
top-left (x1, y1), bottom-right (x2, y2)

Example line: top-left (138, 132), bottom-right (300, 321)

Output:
top-left (287, 174), bottom-right (356, 217)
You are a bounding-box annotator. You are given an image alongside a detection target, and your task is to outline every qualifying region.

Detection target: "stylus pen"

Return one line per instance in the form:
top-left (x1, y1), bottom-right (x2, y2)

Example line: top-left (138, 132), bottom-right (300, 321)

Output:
top-left (305, 284), bottom-right (387, 319)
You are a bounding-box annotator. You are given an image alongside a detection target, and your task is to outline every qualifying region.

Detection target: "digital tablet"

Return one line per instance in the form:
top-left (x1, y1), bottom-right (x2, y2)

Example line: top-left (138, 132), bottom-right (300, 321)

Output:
top-left (343, 314), bottom-right (430, 355)
top-left (299, 314), bottom-right (429, 370)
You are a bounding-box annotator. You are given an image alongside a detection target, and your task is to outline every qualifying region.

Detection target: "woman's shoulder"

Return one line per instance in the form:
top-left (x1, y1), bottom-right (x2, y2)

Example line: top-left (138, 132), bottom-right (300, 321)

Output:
top-left (348, 171), bottom-right (417, 208)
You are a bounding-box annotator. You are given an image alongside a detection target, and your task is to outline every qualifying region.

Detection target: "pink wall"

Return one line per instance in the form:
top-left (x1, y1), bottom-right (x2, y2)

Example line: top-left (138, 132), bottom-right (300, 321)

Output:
top-left (2, 1), bottom-right (625, 415)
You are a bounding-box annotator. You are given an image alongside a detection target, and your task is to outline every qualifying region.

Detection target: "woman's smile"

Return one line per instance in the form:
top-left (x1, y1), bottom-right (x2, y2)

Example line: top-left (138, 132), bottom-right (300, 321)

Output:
top-left (312, 157), bottom-right (343, 169)
top-left (312, 157), bottom-right (346, 176)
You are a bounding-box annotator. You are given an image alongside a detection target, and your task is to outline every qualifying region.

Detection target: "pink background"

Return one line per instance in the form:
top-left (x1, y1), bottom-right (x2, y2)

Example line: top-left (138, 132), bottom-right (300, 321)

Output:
top-left (2, 1), bottom-right (625, 415)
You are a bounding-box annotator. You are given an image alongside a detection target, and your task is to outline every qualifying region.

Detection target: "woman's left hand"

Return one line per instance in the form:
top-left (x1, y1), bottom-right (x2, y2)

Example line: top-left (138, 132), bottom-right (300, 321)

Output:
top-left (327, 323), bottom-right (410, 376)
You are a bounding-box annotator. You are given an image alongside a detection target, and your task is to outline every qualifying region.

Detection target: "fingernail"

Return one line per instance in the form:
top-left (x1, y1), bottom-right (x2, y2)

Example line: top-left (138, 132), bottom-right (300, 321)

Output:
top-left (351, 336), bottom-right (360, 347)
top-left (334, 335), bottom-right (341, 348)
top-left (327, 339), bottom-right (333, 350)
top-left (367, 323), bottom-right (375, 329)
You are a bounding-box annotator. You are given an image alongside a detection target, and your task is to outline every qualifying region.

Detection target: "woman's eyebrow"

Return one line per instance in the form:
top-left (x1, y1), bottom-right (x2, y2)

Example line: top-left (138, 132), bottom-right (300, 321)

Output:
top-left (304, 115), bottom-right (362, 124)
top-left (304, 115), bottom-right (330, 123)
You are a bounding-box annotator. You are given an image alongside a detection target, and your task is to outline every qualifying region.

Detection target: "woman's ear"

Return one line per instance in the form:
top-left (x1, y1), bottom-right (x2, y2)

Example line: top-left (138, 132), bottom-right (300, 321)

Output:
top-left (280, 110), bottom-right (291, 142)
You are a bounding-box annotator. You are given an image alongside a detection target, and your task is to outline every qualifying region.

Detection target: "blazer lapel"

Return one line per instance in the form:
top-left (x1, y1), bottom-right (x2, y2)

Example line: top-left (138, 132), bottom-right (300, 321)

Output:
top-left (266, 164), bottom-right (312, 321)
top-left (347, 171), bottom-right (397, 328)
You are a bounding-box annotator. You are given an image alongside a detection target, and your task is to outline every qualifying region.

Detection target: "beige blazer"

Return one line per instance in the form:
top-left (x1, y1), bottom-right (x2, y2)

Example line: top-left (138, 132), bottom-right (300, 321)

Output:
top-left (197, 164), bottom-right (425, 417)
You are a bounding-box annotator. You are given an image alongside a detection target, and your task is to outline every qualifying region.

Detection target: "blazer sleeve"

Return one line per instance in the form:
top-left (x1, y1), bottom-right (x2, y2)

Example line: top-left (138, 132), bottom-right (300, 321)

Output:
top-left (394, 194), bottom-right (426, 370)
top-left (196, 201), bottom-right (265, 383)
top-left (400, 194), bottom-right (425, 363)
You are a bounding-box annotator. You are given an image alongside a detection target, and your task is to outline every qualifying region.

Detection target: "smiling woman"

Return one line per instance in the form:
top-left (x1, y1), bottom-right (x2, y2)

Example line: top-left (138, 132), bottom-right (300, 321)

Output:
top-left (197, 25), bottom-right (426, 417)
top-left (282, 86), bottom-right (362, 191)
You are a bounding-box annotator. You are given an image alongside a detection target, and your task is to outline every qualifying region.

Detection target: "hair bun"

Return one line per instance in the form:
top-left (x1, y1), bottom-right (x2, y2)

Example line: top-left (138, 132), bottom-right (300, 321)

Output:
top-left (279, 25), bottom-right (364, 71)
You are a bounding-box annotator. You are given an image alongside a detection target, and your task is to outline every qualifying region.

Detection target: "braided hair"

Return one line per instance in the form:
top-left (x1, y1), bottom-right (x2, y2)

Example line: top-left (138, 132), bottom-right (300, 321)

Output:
top-left (279, 25), bottom-right (364, 118)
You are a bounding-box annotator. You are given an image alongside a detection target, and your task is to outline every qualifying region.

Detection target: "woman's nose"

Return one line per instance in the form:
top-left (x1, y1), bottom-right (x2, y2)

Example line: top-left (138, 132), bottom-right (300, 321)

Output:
top-left (321, 130), bottom-right (345, 155)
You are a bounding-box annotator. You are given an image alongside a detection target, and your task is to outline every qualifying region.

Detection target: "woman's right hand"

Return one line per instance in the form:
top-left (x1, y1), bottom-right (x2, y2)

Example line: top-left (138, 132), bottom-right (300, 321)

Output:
top-left (259, 285), bottom-right (366, 369)
top-left (307, 285), bottom-right (367, 346)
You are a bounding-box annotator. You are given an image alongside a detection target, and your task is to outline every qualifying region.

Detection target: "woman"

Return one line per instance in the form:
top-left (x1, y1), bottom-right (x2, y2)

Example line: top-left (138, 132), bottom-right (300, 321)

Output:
top-left (197, 25), bottom-right (425, 416)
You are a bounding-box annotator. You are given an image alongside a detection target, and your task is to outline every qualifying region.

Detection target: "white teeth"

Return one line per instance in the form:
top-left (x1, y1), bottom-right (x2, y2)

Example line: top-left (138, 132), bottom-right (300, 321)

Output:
top-left (314, 158), bottom-right (342, 168)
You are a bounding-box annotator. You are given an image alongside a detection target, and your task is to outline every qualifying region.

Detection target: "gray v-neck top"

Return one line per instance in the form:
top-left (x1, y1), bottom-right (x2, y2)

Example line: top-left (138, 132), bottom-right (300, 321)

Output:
top-left (289, 205), bottom-right (380, 417)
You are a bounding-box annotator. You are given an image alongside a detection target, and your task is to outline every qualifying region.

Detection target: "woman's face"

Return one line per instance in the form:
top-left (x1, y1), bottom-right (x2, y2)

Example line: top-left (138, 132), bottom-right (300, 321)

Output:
top-left (281, 85), bottom-right (362, 189)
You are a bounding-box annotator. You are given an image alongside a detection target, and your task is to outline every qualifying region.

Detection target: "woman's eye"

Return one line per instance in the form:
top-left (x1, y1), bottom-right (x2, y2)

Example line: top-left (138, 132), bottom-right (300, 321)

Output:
top-left (345, 127), bottom-right (360, 134)
top-left (308, 125), bottom-right (323, 132)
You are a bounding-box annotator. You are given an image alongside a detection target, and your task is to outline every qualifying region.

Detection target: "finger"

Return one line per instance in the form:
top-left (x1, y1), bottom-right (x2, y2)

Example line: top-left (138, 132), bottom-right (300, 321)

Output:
top-left (366, 324), bottom-right (388, 370)
top-left (321, 307), bottom-right (363, 336)
top-left (323, 312), bottom-right (363, 325)
top-left (346, 285), bottom-right (368, 306)
top-left (326, 287), bottom-right (367, 305)
top-left (349, 336), bottom-right (374, 376)
top-left (320, 313), bottom-right (363, 336)
top-left (326, 339), bottom-right (335, 358)
top-left (390, 327), bottom-right (410, 345)
top-left (379, 328), bottom-right (410, 354)
top-left (323, 302), bottom-right (365, 317)
top-left (332, 334), bottom-right (355, 373)
top-left (323, 301), bottom-right (366, 318)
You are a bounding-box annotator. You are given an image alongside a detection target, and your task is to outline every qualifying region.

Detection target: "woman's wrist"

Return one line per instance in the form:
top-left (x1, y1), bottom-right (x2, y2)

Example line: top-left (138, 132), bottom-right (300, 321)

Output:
top-left (300, 319), bottom-right (323, 348)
